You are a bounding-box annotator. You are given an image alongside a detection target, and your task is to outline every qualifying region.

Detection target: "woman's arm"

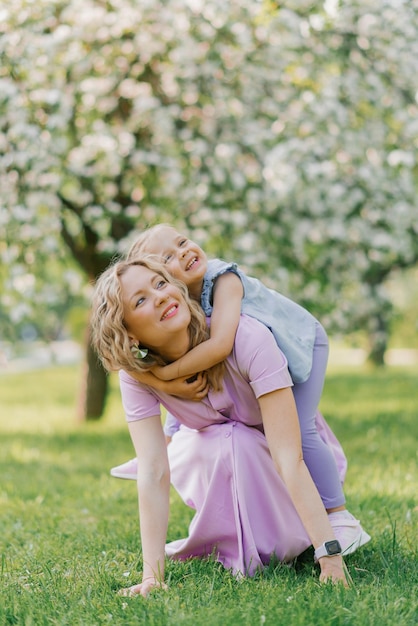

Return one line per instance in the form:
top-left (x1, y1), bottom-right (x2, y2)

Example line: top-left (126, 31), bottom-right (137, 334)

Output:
top-left (119, 415), bottom-right (170, 597)
top-left (259, 388), bottom-right (348, 586)
top-left (152, 272), bottom-right (244, 381)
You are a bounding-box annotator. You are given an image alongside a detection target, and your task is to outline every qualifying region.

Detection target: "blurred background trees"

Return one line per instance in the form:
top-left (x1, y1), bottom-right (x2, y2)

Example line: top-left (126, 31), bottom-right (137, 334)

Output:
top-left (1, 0), bottom-right (417, 419)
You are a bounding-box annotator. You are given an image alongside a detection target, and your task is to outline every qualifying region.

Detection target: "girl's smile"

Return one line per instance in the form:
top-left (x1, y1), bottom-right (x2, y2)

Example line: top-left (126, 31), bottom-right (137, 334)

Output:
top-left (144, 226), bottom-right (208, 300)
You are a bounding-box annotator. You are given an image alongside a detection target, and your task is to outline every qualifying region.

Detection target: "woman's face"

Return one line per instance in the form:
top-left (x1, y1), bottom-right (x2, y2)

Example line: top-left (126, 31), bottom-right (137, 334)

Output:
top-left (120, 264), bottom-right (191, 357)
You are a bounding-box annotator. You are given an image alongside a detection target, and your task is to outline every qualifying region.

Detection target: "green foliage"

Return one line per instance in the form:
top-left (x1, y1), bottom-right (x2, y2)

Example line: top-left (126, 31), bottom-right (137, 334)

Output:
top-left (0, 364), bottom-right (417, 625)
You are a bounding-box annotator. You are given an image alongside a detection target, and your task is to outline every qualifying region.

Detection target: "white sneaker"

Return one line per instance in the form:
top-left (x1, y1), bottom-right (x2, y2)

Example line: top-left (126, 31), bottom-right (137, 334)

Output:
top-left (328, 511), bottom-right (371, 555)
top-left (110, 458), bottom-right (138, 480)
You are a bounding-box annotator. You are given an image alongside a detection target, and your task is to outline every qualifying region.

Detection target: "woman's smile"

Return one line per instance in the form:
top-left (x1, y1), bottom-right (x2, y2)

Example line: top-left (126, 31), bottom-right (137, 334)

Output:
top-left (160, 303), bottom-right (179, 321)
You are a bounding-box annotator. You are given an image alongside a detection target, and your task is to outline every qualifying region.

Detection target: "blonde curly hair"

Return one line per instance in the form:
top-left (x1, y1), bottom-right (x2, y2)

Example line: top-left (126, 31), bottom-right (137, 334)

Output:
top-left (91, 256), bottom-right (224, 391)
top-left (126, 223), bottom-right (173, 261)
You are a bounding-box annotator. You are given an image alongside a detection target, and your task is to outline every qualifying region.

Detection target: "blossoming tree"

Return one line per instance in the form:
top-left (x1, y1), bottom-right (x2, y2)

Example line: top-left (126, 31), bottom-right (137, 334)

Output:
top-left (1, 0), bottom-right (417, 417)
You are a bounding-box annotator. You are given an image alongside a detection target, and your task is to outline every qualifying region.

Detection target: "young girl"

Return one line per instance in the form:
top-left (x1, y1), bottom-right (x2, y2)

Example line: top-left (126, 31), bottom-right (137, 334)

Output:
top-left (110, 224), bottom-right (370, 556)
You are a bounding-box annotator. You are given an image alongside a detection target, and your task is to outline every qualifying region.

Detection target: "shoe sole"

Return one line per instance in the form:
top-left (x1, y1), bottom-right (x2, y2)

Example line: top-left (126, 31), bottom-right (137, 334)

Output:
top-left (342, 529), bottom-right (371, 556)
top-left (110, 470), bottom-right (137, 480)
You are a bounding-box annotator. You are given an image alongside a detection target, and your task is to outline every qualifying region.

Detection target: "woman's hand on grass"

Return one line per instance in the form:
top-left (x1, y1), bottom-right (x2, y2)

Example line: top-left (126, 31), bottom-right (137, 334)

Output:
top-left (118, 576), bottom-right (168, 598)
top-left (318, 555), bottom-right (349, 587)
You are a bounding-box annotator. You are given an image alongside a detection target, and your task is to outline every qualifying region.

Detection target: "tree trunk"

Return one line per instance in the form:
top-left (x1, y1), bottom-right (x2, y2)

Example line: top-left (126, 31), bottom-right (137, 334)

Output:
top-left (367, 311), bottom-right (388, 367)
top-left (58, 195), bottom-right (139, 421)
top-left (77, 325), bottom-right (108, 421)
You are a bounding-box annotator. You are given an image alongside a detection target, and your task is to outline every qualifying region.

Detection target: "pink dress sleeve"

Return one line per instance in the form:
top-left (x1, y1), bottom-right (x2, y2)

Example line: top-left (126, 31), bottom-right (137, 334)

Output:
top-left (233, 315), bottom-right (294, 397)
top-left (119, 369), bottom-right (161, 422)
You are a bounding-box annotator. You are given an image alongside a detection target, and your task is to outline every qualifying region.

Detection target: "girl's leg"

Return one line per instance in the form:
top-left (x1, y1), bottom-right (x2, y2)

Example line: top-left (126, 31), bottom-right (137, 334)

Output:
top-left (292, 322), bottom-right (346, 510)
top-left (294, 323), bottom-right (371, 554)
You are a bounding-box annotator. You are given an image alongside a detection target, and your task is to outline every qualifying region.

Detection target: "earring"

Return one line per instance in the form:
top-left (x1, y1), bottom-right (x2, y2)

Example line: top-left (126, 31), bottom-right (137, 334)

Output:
top-left (130, 344), bottom-right (149, 359)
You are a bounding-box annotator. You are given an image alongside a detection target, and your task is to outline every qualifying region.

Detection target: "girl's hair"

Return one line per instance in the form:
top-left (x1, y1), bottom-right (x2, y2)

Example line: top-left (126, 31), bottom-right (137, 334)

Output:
top-left (91, 256), bottom-right (225, 391)
top-left (126, 223), bottom-right (173, 261)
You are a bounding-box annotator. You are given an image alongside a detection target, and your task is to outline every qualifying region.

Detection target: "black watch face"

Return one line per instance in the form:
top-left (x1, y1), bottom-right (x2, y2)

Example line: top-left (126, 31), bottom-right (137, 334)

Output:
top-left (326, 540), bottom-right (341, 555)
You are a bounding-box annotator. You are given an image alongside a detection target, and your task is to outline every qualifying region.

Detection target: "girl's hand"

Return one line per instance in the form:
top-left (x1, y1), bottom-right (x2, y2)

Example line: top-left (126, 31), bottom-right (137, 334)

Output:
top-left (118, 577), bottom-right (168, 598)
top-left (318, 555), bottom-right (349, 587)
top-left (163, 372), bottom-right (209, 401)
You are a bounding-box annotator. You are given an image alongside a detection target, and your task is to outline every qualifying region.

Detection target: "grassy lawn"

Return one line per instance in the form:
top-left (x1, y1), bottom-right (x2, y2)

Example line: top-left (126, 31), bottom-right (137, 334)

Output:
top-left (0, 364), bottom-right (417, 625)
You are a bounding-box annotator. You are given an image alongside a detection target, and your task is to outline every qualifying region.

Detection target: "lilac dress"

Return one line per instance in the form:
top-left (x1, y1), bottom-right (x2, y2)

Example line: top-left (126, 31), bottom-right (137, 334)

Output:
top-left (119, 315), bottom-right (347, 576)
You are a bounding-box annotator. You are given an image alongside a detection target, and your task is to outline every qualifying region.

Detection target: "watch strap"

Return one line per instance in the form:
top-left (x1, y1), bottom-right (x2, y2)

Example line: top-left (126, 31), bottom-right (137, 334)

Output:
top-left (314, 539), bottom-right (342, 561)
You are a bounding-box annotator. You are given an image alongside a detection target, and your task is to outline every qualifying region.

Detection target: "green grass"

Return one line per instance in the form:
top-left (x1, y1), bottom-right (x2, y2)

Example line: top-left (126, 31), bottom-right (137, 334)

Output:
top-left (0, 365), bottom-right (417, 626)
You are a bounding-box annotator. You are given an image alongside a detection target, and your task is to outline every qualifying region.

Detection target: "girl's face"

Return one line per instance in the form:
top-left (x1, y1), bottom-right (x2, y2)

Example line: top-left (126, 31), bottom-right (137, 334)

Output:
top-left (146, 227), bottom-right (208, 296)
top-left (120, 264), bottom-right (191, 359)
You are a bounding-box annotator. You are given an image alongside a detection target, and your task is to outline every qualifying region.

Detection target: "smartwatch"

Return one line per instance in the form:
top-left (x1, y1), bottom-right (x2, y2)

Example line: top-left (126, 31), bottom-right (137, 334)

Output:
top-left (314, 540), bottom-right (342, 561)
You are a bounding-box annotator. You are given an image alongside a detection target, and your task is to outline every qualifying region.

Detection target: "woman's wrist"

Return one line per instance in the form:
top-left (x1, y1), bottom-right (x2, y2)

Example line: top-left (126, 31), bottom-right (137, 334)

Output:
top-left (317, 553), bottom-right (344, 573)
top-left (318, 554), bottom-right (343, 564)
top-left (142, 571), bottom-right (164, 583)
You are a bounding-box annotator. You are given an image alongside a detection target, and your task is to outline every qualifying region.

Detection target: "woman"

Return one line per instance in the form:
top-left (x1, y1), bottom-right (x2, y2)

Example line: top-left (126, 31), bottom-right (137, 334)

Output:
top-left (91, 256), bottom-right (350, 596)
